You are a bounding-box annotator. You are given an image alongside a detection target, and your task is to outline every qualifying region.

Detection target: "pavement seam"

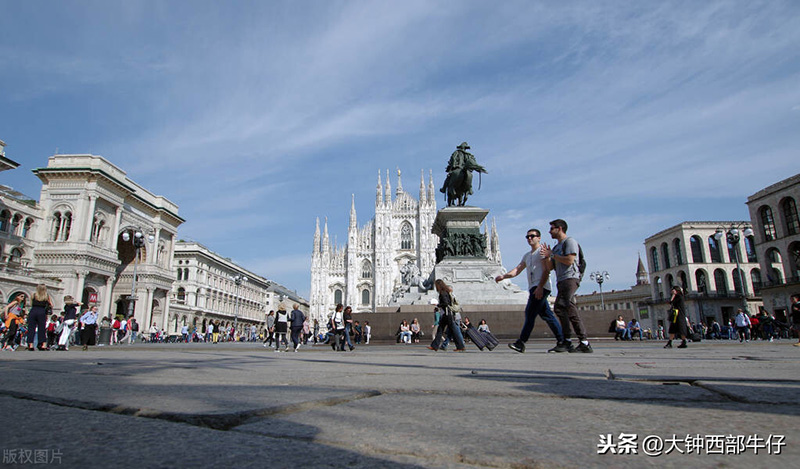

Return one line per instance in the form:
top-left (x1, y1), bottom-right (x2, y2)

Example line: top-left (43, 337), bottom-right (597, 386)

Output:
top-left (0, 387), bottom-right (383, 431)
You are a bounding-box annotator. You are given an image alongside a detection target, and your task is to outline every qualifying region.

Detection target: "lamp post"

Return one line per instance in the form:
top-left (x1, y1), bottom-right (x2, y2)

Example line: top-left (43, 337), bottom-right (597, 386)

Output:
top-left (589, 270), bottom-right (610, 311)
top-left (715, 223), bottom-right (754, 313)
top-left (233, 274), bottom-right (248, 335)
top-left (121, 229), bottom-right (154, 320)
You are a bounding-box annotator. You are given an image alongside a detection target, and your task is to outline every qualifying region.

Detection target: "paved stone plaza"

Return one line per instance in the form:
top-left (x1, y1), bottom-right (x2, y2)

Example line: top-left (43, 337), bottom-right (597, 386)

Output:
top-left (0, 340), bottom-right (798, 468)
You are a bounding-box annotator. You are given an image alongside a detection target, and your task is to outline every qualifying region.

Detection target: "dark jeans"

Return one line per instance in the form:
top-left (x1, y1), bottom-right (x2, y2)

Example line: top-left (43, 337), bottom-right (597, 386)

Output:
top-left (554, 279), bottom-right (587, 341)
top-left (290, 326), bottom-right (303, 349)
top-left (343, 324), bottom-right (354, 349)
top-left (27, 306), bottom-right (48, 348)
top-left (430, 313), bottom-right (465, 350)
top-left (518, 289), bottom-right (564, 344)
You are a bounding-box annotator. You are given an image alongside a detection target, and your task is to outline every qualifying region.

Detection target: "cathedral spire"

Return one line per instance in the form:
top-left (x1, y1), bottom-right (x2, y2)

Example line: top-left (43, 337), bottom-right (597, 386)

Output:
top-left (313, 217), bottom-right (321, 253)
top-left (385, 169), bottom-right (391, 204)
top-left (419, 169), bottom-right (426, 204)
top-left (350, 194), bottom-right (357, 228)
top-left (396, 167), bottom-right (403, 196)
top-left (322, 217), bottom-right (330, 253)
top-left (427, 169), bottom-right (435, 204)
top-left (376, 170), bottom-right (383, 206)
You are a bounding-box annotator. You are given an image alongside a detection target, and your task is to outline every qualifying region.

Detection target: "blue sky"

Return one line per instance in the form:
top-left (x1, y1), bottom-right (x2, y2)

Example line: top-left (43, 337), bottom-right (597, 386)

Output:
top-left (1, 1), bottom-right (798, 299)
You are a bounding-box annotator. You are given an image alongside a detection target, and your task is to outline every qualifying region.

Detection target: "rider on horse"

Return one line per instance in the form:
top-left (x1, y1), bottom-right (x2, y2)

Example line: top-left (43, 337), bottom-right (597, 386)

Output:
top-left (439, 142), bottom-right (487, 206)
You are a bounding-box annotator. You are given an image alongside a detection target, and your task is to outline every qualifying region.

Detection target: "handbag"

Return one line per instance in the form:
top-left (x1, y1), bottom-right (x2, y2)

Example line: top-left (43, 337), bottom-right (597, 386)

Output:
top-left (670, 308), bottom-right (679, 323)
top-left (449, 294), bottom-right (462, 314)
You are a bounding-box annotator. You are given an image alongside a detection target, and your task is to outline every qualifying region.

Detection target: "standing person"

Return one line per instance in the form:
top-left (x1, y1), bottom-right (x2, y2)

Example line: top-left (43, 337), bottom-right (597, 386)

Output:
top-left (791, 294), bottom-right (800, 347)
top-left (342, 306), bottom-right (355, 351)
top-left (212, 320), bottom-right (220, 344)
top-left (329, 304), bottom-right (345, 351)
top-left (665, 286), bottom-right (689, 349)
top-left (428, 279), bottom-right (466, 352)
top-left (80, 306), bottom-right (99, 351)
top-left (111, 316), bottom-right (121, 345)
top-left (128, 318), bottom-right (139, 344)
top-left (46, 315), bottom-right (58, 349)
top-left (496, 228), bottom-right (567, 353)
top-left (289, 304), bottom-right (306, 352)
top-left (27, 284), bottom-right (53, 351)
top-left (540, 219), bottom-right (591, 353)
top-left (274, 305), bottom-right (289, 352)
top-left (58, 296), bottom-right (81, 350)
top-left (149, 322), bottom-right (158, 342)
top-left (734, 309), bottom-right (751, 343)
top-left (181, 323), bottom-right (189, 343)
top-left (263, 310), bottom-right (275, 348)
top-left (3, 294), bottom-right (25, 351)
top-left (363, 321), bottom-right (371, 345)
top-left (313, 319), bottom-right (320, 345)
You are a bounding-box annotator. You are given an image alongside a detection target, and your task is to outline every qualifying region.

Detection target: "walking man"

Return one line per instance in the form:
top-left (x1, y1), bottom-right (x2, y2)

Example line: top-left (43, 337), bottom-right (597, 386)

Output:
top-left (541, 219), bottom-right (592, 353)
top-left (289, 304), bottom-right (306, 352)
top-left (495, 228), bottom-right (567, 353)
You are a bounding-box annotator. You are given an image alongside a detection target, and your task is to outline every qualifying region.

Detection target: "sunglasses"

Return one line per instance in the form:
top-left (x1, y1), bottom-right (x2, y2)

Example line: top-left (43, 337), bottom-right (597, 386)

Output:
top-left (525, 234), bottom-right (539, 239)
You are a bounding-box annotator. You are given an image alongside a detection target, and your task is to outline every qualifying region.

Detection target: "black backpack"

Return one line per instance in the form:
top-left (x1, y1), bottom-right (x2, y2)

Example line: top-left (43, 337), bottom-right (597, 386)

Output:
top-left (560, 237), bottom-right (586, 282)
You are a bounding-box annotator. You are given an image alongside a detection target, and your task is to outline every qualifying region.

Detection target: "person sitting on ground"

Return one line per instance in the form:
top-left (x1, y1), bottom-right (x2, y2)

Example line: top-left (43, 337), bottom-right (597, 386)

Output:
top-left (477, 319), bottom-right (490, 334)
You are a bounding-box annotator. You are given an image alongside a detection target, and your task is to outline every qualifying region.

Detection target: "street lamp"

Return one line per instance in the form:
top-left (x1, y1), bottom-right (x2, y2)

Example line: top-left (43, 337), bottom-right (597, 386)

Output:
top-left (233, 274), bottom-right (248, 335)
top-left (715, 223), bottom-right (754, 313)
top-left (589, 270), bottom-right (611, 311)
top-left (121, 229), bottom-right (155, 320)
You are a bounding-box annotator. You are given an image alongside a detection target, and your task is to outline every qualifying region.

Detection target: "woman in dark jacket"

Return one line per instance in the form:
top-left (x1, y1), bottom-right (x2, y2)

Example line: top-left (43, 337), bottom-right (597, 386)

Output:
top-left (427, 279), bottom-right (465, 352)
top-left (665, 285), bottom-right (688, 349)
top-left (28, 284), bottom-right (53, 351)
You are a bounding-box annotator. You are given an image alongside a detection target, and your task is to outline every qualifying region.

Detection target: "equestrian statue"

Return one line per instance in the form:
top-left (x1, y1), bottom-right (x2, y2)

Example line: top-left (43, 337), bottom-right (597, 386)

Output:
top-left (439, 142), bottom-right (487, 207)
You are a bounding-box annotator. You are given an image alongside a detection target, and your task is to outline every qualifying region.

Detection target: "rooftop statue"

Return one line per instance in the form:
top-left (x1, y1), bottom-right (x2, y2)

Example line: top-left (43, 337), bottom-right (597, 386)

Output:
top-left (439, 142), bottom-right (487, 207)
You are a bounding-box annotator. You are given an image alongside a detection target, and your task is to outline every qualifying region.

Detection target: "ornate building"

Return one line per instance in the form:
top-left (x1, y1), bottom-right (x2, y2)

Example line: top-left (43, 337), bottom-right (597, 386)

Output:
top-left (170, 241), bottom-right (307, 336)
top-left (310, 169), bottom-right (503, 322)
top-left (746, 173), bottom-right (800, 321)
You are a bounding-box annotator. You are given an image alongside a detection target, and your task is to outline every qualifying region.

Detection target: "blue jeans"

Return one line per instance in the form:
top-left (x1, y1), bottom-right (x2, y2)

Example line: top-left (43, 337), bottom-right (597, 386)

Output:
top-left (343, 324), bottom-right (354, 349)
top-left (518, 289), bottom-right (564, 344)
top-left (431, 313), bottom-right (465, 350)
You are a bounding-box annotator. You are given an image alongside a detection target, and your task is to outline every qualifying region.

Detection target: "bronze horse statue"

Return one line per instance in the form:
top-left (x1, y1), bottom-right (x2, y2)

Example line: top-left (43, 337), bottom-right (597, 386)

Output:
top-left (441, 142), bottom-right (487, 207)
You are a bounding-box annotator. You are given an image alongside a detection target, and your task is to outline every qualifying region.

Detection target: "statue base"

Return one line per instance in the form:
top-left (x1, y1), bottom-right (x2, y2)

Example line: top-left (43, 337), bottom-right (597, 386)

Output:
top-left (388, 206), bottom-right (528, 306)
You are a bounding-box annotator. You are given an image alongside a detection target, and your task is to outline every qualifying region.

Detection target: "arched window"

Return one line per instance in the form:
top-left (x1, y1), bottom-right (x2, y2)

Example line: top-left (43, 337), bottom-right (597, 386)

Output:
top-left (760, 206), bottom-right (777, 241)
top-left (91, 216), bottom-right (105, 243)
top-left (770, 267), bottom-right (784, 285)
top-left (22, 218), bottom-right (33, 238)
top-left (51, 212), bottom-right (62, 241)
top-left (361, 289), bottom-right (370, 305)
top-left (678, 271), bottom-right (688, 291)
top-left (750, 268), bottom-right (762, 295)
top-left (11, 213), bottom-right (22, 235)
top-left (0, 210), bottom-right (10, 232)
top-left (665, 273), bottom-right (674, 290)
top-left (400, 222), bottom-right (413, 250)
top-left (653, 277), bottom-right (662, 300)
top-left (695, 270), bottom-right (708, 294)
top-left (708, 236), bottom-right (722, 263)
top-left (766, 248), bottom-right (782, 264)
top-left (745, 235), bottom-right (757, 262)
top-left (9, 248), bottom-right (23, 264)
top-left (690, 236), bottom-right (704, 263)
top-left (726, 237), bottom-right (738, 263)
top-left (361, 260), bottom-right (372, 279)
top-left (62, 212), bottom-right (72, 241)
top-left (713, 269), bottom-right (728, 294)
top-left (177, 287), bottom-right (186, 303)
top-left (673, 238), bottom-right (683, 265)
top-left (782, 197), bottom-right (799, 236)
top-left (334, 289), bottom-right (343, 305)
top-left (661, 243), bottom-right (670, 269)
top-left (650, 247), bottom-right (660, 272)
top-left (177, 269), bottom-right (183, 281)
top-left (789, 242), bottom-right (800, 281)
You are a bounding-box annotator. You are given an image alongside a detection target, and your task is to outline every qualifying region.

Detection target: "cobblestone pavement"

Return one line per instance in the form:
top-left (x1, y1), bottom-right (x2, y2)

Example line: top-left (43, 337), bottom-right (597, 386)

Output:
top-left (0, 339), bottom-right (797, 468)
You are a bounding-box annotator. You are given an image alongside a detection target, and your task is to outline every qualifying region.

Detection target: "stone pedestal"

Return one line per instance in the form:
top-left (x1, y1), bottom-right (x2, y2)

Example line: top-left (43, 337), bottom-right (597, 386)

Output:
top-left (412, 207), bottom-right (528, 305)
